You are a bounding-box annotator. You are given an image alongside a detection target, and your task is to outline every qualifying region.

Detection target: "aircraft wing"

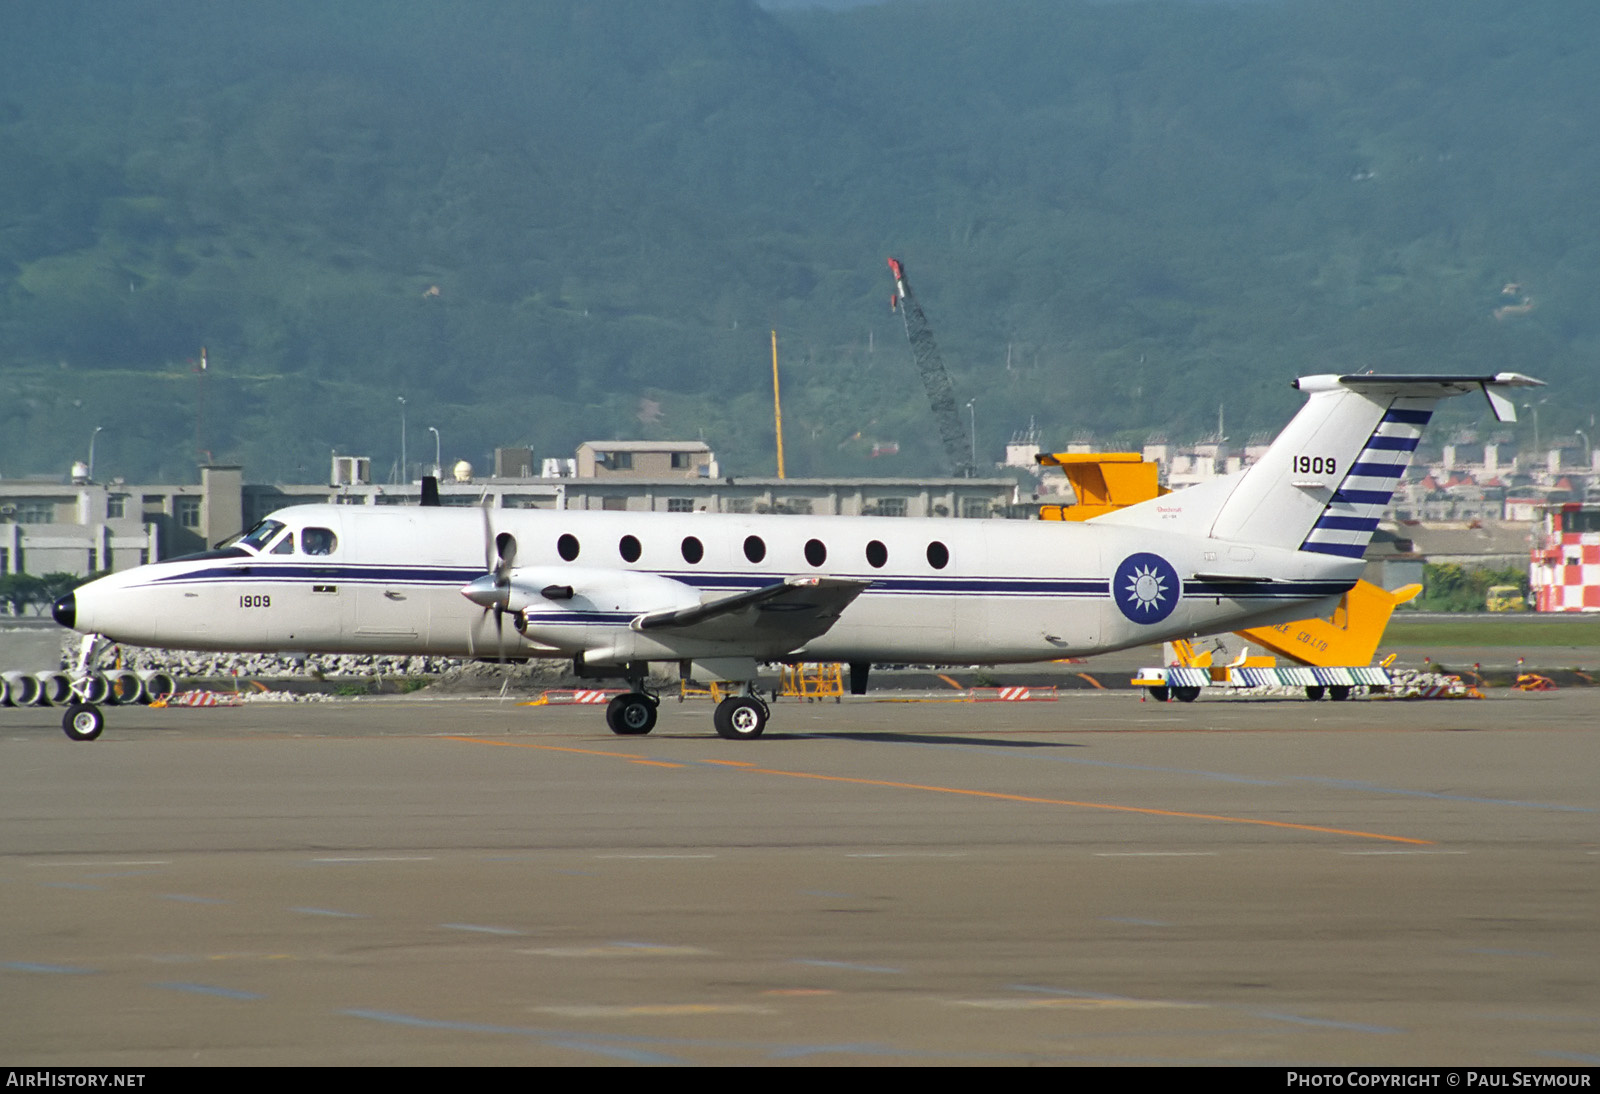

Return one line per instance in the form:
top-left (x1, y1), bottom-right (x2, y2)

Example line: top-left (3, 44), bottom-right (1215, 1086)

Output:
top-left (632, 576), bottom-right (871, 647)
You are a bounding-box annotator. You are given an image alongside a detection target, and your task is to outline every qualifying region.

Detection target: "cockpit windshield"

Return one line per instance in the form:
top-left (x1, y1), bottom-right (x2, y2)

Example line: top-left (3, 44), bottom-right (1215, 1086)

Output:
top-left (237, 519), bottom-right (286, 553)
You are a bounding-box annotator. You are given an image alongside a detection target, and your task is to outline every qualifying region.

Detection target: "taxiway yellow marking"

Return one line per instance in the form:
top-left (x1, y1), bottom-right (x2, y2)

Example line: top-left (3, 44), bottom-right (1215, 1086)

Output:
top-left (763, 988), bottom-right (836, 996)
top-left (444, 737), bottom-right (1433, 845)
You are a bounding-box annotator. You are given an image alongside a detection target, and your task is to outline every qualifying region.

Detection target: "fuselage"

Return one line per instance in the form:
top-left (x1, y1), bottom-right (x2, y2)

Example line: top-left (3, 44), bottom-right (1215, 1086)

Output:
top-left (60, 503), bottom-right (1360, 665)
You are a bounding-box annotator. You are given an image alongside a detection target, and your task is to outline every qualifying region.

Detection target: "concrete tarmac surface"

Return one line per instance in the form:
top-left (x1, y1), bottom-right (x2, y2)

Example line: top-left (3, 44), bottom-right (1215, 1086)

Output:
top-left (1, 690), bottom-right (1596, 1067)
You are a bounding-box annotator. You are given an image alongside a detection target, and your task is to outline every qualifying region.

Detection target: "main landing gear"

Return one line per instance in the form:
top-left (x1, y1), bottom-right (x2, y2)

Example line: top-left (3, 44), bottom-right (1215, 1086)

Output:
top-left (603, 689), bottom-right (770, 738)
top-left (712, 694), bottom-right (769, 740)
top-left (599, 681), bottom-right (770, 739)
top-left (605, 691), bottom-right (659, 735)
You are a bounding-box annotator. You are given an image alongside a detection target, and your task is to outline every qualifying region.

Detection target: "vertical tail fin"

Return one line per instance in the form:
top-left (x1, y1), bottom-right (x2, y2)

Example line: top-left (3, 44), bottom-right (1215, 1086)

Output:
top-left (1294, 399), bottom-right (1433, 558)
top-left (1098, 373), bottom-right (1543, 557)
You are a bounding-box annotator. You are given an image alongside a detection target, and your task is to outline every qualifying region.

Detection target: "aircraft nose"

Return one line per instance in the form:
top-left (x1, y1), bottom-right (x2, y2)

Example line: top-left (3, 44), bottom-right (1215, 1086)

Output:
top-left (52, 592), bottom-right (76, 629)
top-left (459, 575), bottom-right (507, 609)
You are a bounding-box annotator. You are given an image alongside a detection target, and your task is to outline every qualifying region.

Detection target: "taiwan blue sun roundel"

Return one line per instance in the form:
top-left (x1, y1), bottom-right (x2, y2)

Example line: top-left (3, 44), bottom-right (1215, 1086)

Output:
top-left (1113, 552), bottom-right (1180, 624)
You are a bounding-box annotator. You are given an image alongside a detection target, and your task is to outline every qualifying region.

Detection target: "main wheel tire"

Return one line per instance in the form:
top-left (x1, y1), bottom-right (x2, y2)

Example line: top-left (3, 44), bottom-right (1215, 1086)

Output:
top-left (713, 695), bottom-right (767, 740)
top-left (606, 692), bottom-right (657, 736)
top-left (62, 703), bottom-right (104, 742)
top-left (1305, 685), bottom-right (1326, 701)
top-left (1173, 686), bottom-right (1201, 703)
top-left (1147, 686), bottom-right (1170, 702)
top-left (1328, 685), bottom-right (1351, 701)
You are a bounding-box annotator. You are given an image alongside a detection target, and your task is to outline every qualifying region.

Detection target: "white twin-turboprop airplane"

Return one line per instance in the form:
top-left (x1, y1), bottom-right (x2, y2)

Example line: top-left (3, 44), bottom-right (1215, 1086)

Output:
top-left (51, 372), bottom-right (1540, 741)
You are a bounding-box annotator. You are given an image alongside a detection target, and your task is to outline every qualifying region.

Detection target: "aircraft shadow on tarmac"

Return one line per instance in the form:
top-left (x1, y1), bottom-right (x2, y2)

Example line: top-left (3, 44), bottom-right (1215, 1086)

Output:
top-left (787, 730), bottom-right (1081, 748)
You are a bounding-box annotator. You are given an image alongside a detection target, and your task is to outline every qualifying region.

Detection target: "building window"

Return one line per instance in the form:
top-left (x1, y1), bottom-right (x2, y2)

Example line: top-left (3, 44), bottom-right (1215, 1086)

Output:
top-left (667, 498), bottom-right (694, 513)
top-left (107, 494), bottom-right (128, 519)
top-left (602, 496), bottom-right (628, 511)
top-left (176, 497), bottom-right (201, 528)
top-left (876, 497), bottom-right (908, 518)
top-left (671, 452), bottom-right (694, 469)
top-left (14, 501), bottom-right (55, 524)
top-left (961, 498), bottom-right (990, 519)
top-left (601, 451), bottom-right (633, 470)
top-left (726, 498), bottom-right (753, 514)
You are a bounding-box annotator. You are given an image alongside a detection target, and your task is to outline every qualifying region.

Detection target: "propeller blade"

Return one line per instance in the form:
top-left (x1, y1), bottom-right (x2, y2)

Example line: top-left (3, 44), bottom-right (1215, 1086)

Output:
top-left (494, 531), bottom-right (517, 586)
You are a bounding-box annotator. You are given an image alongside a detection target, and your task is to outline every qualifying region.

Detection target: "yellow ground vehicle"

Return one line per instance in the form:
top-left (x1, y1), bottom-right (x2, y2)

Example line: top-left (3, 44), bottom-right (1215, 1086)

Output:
top-left (1486, 584), bottom-right (1526, 612)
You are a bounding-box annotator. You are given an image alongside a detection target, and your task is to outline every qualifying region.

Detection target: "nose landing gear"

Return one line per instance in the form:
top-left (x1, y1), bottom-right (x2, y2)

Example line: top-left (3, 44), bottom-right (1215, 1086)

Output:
top-left (60, 633), bottom-right (108, 741)
top-left (62, 703), bottom-right (105, 742)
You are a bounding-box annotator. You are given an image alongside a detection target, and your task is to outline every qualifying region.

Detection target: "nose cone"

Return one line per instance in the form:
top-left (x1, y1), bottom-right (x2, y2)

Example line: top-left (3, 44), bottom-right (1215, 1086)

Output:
top-left (460, 575), bottom-right (507, 610)
top-left (52, 592), bottom-right (76, 630)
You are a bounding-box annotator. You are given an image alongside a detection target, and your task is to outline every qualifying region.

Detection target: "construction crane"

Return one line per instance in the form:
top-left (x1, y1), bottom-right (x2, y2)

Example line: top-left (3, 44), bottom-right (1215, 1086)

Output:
top-left (887, 257), bottom-right (975, 478)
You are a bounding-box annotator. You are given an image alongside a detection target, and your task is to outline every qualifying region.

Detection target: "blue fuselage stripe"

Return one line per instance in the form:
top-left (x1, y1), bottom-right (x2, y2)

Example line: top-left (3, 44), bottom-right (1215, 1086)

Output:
top-left (135, 562), bottom-right (1353, 604)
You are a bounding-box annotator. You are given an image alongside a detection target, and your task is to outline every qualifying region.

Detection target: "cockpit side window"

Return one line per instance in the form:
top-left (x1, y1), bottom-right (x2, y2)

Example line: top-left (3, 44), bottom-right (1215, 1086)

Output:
top-left (238, 519), bottom-right (286, 552)
top-left (270, 532), bottom-right (295, 555)
top-left (301, 527), bottom-right (338, 555)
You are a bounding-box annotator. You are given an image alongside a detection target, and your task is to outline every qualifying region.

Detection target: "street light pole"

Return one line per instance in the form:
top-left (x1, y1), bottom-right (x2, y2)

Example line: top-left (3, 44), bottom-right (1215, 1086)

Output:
top-left (428, 426), bottom-right (441, 479)
top-left (397, 396), bottom-right (407, 483)
top-left (88, 426), bottom-right (104, 481)
top-left (1577, 429), bottom-right (1592, 470)
top-left (966, 399), bottom-right (977, 470)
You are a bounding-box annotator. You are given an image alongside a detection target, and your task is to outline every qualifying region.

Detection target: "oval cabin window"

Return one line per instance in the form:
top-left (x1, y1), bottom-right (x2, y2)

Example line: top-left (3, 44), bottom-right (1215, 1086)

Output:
top-left (926, 541), bottom-right (950, 569)
top-left (804, 539), bottom-right (827, 567)
top-left (681, 536), bottom-right (704, 564)
top-left (619, 535), bottom-right (641, 563)
top-left (865, 540), bottom-right (888, 568)
top-left (743, 535), bottom-right (766, 563)
top-left (557, 533), bottom-right (580, 561)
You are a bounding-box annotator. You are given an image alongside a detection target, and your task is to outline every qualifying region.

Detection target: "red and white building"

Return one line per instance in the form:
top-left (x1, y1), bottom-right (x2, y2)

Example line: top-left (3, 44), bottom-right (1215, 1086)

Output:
top-left (1531, 503), bottom-right (1600, 612)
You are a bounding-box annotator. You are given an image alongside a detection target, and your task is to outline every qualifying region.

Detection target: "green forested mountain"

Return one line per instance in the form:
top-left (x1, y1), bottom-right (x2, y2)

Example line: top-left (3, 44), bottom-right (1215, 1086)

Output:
top-left (1, 0), bottom-right (1596, 483)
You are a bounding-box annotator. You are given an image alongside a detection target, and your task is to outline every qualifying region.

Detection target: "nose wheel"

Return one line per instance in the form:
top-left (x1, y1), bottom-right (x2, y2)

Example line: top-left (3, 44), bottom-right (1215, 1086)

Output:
top-left (62, 703), bottom-right (105, 742)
